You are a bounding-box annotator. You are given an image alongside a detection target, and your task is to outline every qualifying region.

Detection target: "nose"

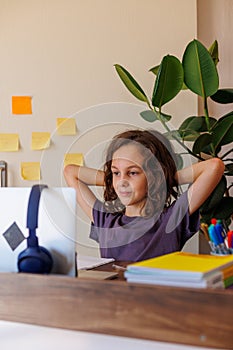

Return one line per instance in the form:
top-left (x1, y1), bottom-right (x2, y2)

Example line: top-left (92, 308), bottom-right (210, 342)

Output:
top-left (117, 173), bottom-right (130, 188)
top-left (120, 179), bottom-right (129, 187)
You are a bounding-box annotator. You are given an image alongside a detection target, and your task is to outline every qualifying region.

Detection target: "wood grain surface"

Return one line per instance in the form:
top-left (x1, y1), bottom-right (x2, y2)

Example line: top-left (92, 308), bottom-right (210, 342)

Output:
top-left (0, 273), bottom-right (232, 349)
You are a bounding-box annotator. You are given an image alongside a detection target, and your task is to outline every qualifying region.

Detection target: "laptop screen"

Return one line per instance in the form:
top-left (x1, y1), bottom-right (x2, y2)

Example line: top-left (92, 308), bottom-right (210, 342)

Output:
top-left (0, 187), bottom-right (77, 276)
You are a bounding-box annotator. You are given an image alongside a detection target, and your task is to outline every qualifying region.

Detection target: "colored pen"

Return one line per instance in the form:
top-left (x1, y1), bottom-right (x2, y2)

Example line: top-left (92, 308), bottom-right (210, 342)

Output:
top-left (211, 218), bottom-right (224, 244)
top-left (200, 223), bottom-right (209, 241)
top-left (208, 224), bottom-right (219, 245)
top-left (227, 231), bottom-right (233, 249)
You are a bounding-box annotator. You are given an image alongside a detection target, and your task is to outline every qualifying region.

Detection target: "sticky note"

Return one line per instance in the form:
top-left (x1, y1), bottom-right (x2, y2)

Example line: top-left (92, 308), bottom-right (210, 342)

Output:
top-left (12, 96), bottom-right (32, 115)
top-left (21, 162), bottom-right (41, 180)
top-left (56, 118), bottom-right (76, 135)
top-left (64, 153), bottom-right (84, 167)
top-left (0, 133), bottom-right (19, 151)
top-left (31, 132), bottom-right (50, 150)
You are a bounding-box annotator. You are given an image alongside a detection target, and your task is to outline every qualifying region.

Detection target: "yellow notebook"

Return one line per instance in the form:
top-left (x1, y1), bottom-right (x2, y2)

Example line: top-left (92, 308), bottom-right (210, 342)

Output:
top-left (127, 252), bottom-right (233, 279)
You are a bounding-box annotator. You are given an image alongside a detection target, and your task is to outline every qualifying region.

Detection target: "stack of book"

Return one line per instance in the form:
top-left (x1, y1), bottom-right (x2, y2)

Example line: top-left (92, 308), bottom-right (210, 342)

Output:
top-left (124, 252), bottom-right (233, 289)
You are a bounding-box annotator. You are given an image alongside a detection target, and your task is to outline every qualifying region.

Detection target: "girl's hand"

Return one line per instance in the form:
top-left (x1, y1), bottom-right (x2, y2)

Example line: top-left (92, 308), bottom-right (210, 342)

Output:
top-left (175, 158), bottom-right (225, 215)
top-left (64, 165), bottom-right (104, 221)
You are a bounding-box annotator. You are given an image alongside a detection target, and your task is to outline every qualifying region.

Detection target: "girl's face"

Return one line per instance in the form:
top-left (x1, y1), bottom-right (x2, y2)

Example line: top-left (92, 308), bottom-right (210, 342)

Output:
top-left (111, 144), bottom-right (148, 216)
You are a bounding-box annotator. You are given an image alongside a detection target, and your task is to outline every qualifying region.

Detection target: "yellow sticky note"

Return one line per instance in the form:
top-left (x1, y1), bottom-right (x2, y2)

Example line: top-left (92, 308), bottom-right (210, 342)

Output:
top-left (12, 96), bottom-right (32, 115)
top-left (56, 118), bottom-right (76, 135)
top-left (0, 133), bottom-right (19, 151)
top-left (21, 162), bottom-right (41, 181)
top-left (64, 153), bottom-right (84, 167)
top-left (31, 132), bottom-right (50, 150)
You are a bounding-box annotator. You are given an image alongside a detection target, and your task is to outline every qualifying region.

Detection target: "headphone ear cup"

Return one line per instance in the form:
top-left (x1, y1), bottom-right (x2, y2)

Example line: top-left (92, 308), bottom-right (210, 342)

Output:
top-left (18, 245), bottom-right (53, 274)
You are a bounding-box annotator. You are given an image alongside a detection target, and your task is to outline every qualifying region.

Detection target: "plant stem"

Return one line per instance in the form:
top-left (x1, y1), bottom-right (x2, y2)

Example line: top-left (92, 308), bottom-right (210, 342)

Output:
top-left (156, 107), bottom-right (204, 161)
top-left (204, 97), bottom-right (216, 156)
top-left (204, 97), bottom-right (210, 131)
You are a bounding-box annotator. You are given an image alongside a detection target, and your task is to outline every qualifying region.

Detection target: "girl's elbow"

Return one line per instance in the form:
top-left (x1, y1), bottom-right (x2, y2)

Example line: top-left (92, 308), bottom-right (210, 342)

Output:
top-left (210, 158), bottom-right (225, 178)
top-left (64, 164), bottom-right (72, 177)
top-left (63, 164), bottom-right (77, 182)
top-left (208, 158), bottom-right (225, 183)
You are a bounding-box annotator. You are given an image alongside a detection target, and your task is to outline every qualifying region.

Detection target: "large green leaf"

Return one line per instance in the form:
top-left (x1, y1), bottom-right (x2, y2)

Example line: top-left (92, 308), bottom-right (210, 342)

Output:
top-left (140, 110), bottom-right (157, 122)
top-left (208, 40), bottom-right (219, 66)
top-left (201, 176), bottom-right (227, 213)
top-left (114, 64), bottom-right (149, 103)
top-left (140, 110), bottom-right (171, 123)
top-left (192, 133), bottom-right (213, 155)
top-left (152, 55), bottom-right (183, 108)
top-left (150, 64), bottom-right (187, 90)
top-left (201, 196), bottom-right (233, 223)
top-left (182, 39), bottom-right (219, 98)
top-left (178, 129), bottom-right (200, 141)
top-left (212, 113), bottom-right (233, 148)
top-left (149, 65), bottom-right (160, 75)
top-left (211, 89), bottom-right (233, 104)
top-left (179, 116), bottom-right (217, 133)
top-left (179, 116), bottom-right (205, 132)
top-left (212, 197), bottom-right (233, 220)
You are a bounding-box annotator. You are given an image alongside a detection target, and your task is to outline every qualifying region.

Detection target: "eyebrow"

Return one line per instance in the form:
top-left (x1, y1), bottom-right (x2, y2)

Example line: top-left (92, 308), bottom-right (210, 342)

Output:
top-left (111, 165), bottom-right (142, 170)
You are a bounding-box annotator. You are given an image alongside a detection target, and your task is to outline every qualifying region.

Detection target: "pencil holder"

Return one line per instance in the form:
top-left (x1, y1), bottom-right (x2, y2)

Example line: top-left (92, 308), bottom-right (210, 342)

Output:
top-left (208, 240), bottom-right (233, 255)
top-left (200, 221), bottom-right (233, 256)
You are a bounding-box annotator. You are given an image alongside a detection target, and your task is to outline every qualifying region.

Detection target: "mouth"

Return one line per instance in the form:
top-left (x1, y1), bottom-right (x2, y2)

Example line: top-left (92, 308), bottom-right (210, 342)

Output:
top-left (118, 191), bottom-right (132, 197)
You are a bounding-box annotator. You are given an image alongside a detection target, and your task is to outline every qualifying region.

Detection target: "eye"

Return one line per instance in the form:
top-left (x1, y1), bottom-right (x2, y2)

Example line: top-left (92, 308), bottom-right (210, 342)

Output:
top-left (112, 170), bottom-right (120, 176)
top-left (129, 171), bottom-right (139, 176)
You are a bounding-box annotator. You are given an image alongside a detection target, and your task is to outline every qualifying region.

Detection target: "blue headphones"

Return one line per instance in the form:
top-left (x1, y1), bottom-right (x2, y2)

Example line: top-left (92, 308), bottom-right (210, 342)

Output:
top-left (17, 184), bottom-right (53, 274)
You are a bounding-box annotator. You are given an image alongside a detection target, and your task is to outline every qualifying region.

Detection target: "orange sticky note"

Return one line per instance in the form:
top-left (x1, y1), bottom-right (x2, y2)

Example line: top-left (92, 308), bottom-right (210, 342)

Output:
top-left (12, 96), bottom-right (32, 115)
top-left (21, 162), bottom-right (40, 180)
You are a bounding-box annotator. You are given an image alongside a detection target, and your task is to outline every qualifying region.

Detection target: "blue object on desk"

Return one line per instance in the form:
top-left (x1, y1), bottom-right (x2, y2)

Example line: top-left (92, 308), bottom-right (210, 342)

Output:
top-left (208, 224), bottom-right (219, 245)
top-left (214, 219), bottom-right (224, 243)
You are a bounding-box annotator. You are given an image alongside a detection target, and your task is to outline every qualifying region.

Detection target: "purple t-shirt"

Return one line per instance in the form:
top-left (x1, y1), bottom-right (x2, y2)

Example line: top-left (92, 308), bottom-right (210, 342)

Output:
top-left (90, 191), bottom-right (200, 261)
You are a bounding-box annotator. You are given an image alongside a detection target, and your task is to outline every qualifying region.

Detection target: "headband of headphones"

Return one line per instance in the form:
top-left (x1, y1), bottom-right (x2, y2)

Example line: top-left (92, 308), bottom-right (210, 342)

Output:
top-left (17, 184), bottom-right (53, 274)
top-left (26, 184), bottom-right (48, 247)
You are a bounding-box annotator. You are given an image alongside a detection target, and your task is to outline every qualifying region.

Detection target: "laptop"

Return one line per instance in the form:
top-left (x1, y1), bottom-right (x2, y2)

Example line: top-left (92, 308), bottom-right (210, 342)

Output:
top-left (0, 187), bottom-right (77, 276)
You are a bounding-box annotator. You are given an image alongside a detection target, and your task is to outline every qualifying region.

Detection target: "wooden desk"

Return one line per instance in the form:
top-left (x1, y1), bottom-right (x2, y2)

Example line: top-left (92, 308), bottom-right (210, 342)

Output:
top-left (91, 260), bottom-right (129, 280)
top-left (0, 272), bottom-right (232, 349)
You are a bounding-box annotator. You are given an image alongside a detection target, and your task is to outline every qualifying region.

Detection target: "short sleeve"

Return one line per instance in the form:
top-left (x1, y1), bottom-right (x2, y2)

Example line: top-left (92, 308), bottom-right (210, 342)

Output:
top-left (165, 191), bottom-right (200, 247)
top-left (90, 199), bottom-right (104, 243)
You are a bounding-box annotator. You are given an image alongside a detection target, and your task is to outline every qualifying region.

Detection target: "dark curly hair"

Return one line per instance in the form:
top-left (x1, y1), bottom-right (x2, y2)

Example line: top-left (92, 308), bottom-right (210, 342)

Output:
top-left (103, 129), bottom-right (179, 217)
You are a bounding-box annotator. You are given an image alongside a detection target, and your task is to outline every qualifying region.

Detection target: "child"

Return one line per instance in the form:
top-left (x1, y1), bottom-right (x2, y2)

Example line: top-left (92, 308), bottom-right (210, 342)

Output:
top-left (64, 129), bottom-right (224, 261)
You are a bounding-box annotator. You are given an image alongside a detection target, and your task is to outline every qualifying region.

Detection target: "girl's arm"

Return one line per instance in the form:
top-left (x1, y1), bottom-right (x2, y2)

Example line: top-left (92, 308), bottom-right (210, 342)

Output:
top-left (175, 158), bottom-right (225, 215)
top-left (64, 164), bottom-right (104, 221)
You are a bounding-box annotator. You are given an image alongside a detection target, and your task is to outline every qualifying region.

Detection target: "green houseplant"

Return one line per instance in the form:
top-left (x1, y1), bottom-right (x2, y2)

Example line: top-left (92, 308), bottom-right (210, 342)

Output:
top-left (114, 39), bottom-right (233, 230)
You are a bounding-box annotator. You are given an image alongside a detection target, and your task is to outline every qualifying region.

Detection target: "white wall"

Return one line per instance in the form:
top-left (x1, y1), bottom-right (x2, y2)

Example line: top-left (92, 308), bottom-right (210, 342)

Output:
top-left (197, 0), bottom-right (233, 243)
top-left (0, 0), bottom-right (197, 255)
top-left (197, 0), bottom-right (233, 118)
